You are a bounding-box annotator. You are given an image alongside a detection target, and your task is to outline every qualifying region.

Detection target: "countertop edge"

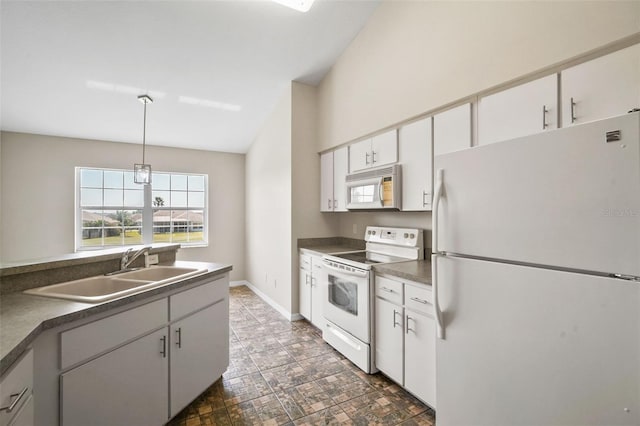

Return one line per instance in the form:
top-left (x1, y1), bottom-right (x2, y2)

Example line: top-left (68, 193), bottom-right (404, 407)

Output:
top-left (0, 261), bottom-right (231, 376)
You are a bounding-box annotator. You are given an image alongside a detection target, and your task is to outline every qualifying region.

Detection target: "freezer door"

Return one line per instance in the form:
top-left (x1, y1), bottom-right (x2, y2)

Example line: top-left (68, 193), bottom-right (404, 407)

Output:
top-left (435, 255), bottom-right (639, 426)
top-left (434, 112), bottom-right (640, 276)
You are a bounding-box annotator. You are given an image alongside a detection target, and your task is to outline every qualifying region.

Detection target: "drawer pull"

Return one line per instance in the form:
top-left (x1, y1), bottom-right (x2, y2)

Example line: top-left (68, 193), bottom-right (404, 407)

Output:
top-left (0, 386), bottom-right (28, 413)
top-left (410, 296), bottom-right (430, 305)
top-left (380, 287), bottom-right (395, 293)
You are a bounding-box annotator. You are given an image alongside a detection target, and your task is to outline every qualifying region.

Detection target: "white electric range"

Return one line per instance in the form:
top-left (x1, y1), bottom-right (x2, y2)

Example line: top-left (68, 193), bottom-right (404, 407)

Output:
top-left (321, 226), bottom-right (424, 373)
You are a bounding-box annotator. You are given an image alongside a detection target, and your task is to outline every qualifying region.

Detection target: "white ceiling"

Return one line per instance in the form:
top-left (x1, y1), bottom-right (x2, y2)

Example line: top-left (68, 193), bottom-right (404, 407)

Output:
top-left (1, 0), bottom-right (379, 153)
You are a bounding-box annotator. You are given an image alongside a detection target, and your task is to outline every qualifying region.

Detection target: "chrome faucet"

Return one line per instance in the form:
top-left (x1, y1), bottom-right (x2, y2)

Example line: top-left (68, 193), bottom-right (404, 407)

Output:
top-left (120, 246), bottom-right (152, 271)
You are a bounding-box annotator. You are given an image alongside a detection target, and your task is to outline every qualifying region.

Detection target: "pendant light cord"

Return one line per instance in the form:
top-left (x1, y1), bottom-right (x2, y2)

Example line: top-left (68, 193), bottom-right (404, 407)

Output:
top-left (142, 100), bottom-right (147, 164)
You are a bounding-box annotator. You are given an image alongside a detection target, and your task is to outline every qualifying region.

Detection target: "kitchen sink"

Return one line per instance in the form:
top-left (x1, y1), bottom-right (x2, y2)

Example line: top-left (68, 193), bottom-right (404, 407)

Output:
top-left (24, 266), bottom-right (208, 303)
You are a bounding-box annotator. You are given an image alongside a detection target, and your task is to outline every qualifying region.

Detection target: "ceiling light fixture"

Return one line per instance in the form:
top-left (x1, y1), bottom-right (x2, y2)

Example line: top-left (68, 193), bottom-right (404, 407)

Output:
top-left (134, 94), bottom-right (153, 184)
top-left (272, 0), bottom-right (315, 13)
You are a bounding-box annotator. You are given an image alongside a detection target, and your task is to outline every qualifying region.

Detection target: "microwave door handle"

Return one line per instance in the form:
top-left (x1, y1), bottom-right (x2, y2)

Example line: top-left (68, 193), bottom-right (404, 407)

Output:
top-left (377, 177), bottom-right (384, 207)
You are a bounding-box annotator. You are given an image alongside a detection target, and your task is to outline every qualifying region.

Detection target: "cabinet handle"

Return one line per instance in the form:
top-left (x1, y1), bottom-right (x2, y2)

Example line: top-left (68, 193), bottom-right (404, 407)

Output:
top-left (380, 286), bottom-right (395, 293)
top-left (410, 296), bottom-right (430, 305)
top-left (570, 97), bottom-right (577, 123)
top-left (542, 105), bottom-right (549, 129)
top-left (393, 309), bottom-right (402, 328)
top-left (160, 335), bottom-right (167, 358)
top-left (422, 191), bottom-right (430, 207)
top-left (310, 276), bottom-right (316, 287)
top-left (328, 198), bottom-right (332, 210)
top-left (333, 199), bottom-right (337, 209)
top-left (371, 150), bottom-right (377, 164)
top-left (365, 152), bottom-right (370, 165)
top-left (0, 387), bottom-right (28, 413)
top-left (175, 327), bottom-right (182, 348)
top-left (406, 315), bottom-right (415, 334)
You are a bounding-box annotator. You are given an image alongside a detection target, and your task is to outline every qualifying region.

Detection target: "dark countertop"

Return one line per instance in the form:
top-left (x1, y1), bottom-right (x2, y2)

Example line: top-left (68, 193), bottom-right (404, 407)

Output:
top-left (373, 259), bottom-right (432, 285)
top-left (0, 260), bottom-right (231, 376)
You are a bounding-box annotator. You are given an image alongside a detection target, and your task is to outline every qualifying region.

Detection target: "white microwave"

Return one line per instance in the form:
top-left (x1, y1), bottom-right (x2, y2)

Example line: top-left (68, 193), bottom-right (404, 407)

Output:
top-left (346, 165), bottom-right (401, 210)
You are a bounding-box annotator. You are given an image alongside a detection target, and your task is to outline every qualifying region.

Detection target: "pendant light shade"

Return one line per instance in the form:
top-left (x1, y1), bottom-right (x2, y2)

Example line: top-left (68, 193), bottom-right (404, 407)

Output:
top-left (134, 94), bottom-right (153, 184)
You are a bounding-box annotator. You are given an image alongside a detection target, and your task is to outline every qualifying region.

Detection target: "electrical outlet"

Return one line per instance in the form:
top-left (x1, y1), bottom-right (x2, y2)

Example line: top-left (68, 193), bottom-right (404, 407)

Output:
top-left (352, 224), bottom-right (358, 235)
top-left (147, 254), bottom-right (159, 265)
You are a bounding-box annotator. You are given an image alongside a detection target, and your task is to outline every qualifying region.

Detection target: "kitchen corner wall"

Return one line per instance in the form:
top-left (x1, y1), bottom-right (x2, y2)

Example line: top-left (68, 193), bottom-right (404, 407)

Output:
top-left (317, 1), bottom-right (640, 151)
top-left (246, 82), bottom-right (336, 317)
top-left (0, 132), bottom-right (246, 281)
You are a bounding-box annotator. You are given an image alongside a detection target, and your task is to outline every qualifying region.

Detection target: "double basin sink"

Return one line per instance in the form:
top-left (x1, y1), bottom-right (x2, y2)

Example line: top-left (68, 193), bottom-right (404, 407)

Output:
top-left (24, 266), bottom-right (208, 303)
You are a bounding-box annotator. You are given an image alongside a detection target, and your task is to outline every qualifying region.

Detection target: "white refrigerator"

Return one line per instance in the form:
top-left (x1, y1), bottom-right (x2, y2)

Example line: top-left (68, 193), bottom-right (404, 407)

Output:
top-left (432, 112), bottom-right (640, 426)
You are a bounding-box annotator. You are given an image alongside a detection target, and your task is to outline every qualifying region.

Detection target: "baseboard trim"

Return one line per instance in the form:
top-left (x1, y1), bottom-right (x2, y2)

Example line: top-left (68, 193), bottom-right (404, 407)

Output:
top-left (233, 280), bottom-right (301, 322)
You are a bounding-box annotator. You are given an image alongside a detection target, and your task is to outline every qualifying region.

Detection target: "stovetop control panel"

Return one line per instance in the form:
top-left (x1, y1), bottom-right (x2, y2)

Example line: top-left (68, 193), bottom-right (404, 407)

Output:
top-left (364, 226), bottom-right (422, 248)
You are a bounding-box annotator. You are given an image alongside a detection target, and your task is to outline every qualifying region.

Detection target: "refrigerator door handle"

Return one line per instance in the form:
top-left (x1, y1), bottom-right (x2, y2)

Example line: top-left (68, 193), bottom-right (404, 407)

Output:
top-left (432, 168), bottom-right (444, 253)
top-left (432, 253), bottom-right (445, 339)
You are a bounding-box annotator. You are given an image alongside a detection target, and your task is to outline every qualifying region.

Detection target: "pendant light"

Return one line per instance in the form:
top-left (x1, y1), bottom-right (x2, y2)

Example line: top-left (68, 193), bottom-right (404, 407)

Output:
top-left (134, 94), bottom-right (153, 184)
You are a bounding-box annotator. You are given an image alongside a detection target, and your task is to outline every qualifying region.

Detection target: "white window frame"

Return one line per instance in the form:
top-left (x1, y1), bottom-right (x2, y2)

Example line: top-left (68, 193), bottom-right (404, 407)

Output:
top-left (75, 167), bottom-right (208, 251)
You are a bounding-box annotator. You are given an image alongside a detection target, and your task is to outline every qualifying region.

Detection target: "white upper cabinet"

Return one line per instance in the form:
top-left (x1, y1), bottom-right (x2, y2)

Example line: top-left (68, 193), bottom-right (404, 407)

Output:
top-left (562, 43), bottom-right (640, 127)
top-left (433, 103), bottom-right (472, 156)
top-left (349, 129), bottom-right (398, 172)
top-left (478, 74), bottom-right (558, 146)
top-left (333, 147), bottom-right (348, 211)
top-left (399, 117), bottom-right (433, 211)
top-left (320, 147), bottom-right (348, 212)
top-left (320, 152), bottom-right (334, 212)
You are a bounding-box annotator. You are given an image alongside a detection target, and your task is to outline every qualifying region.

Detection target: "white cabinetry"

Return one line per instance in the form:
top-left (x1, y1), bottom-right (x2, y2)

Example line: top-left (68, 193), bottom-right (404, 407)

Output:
top-left (349, 129), bottom-right (398, 173)
top-left (60, 275), bottom-right (229, 426)
top-left (299, 252), bottom-right (325, 329)
top-left (562, 43), bottom-right (640, 126)
top-left (433, 103), bottom-right (472, 156)
top-left (374, 275), bottom-right (436, 408)
top-left (399, 117), bottom-right (433, 211)
top-left (61, 328), bottom-right (169, 426)
top-left (478, 74), bottom-right (557, 146)
top-left (0, 349), bottom-right (33, 426)
top-left (320, 147), bottom-right (348, 212)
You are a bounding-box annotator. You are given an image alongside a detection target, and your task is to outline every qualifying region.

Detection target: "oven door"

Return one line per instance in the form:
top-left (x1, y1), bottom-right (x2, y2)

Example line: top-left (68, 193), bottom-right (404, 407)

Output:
top-left (322, 260), bottom-right (371, 343)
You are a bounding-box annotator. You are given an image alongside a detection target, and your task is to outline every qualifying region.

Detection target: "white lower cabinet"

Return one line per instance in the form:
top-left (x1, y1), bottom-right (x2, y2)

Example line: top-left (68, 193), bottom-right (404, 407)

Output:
top-left (170, 300), bottom-right (229, 417)
top-left (299, 252), bottom-right (325, 329)
top-left (61, 328), bottom-right (169, 426)
top-left (374, 275), bottom-right (436, 408)
top-left (0, 349), bottom-right (34, 426)
top-left (59, 275), bottom-right (229, 426)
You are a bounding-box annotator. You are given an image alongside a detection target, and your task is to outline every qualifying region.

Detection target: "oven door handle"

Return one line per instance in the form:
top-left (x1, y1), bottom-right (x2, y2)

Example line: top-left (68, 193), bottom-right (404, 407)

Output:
top-left (322, 261), bottom-right (369, 278)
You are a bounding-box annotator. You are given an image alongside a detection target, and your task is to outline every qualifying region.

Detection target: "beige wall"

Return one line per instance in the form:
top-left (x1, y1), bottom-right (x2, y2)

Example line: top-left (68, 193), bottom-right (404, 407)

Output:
top-left (291, 82), bottom-right (338, 313)
top-left (245, 85), bottom-right (293, 313)
top-left (317, 1), bottom-right (640, 151)
top-left (0, 132), bottom-right (246, 280)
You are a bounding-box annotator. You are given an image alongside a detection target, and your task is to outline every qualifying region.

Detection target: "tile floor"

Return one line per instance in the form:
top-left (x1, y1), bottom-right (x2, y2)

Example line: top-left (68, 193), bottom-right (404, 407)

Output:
top-left (168, 285), bottom-right (436, 426)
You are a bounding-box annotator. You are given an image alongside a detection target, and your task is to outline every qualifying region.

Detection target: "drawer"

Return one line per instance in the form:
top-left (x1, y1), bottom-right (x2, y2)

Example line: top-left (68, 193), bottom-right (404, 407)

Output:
top-left (404, 283), bottom-right (433, 314)
top-left (170, 276), bottom-right (227, 320)
top-left (0, 349), bottom-right (33, 426)
top-left (61, 299), bottom-right (167, 370)
top-left (300, 254), bottom-right (312, 271)
top-left (375, 276), bottom-right (403, 305)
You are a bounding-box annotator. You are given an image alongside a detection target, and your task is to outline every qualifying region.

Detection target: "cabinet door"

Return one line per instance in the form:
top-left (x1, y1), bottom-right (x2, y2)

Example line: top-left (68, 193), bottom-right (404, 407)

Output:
top-left (399, 117), bottom-right (432, 211)
top-left (404, 310), bottom-right (436, 408)
top-left (299, 268), bottom-right (311, 320)
top-left (433, 103), bottom-right (472, 156)
top-left (170, 300), bottom-right (229, 418)
top-left (7, 395), bottom-right (33, 426)
top-left (332, 147), bottom-right (349, 212)
top-left (374, 297), bottom-right (403, 384)
top-left (349, 138), bottom-right (372, 173)
top-left (371, 129), bottom-right (398, 168)
top-left (310, 258), bottom-right (325, 329)
top-left (478, 74), bottom-right (557, 146)
top-left (61, 328), bottom-right (169, 426)
top-left (562, 43), bottom-right (640, 126)
top-left (320, 152), bottom-right (334, 212)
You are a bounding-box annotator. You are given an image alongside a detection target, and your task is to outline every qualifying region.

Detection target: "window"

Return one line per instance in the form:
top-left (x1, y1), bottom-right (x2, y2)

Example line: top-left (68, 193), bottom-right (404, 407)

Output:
top-left (76, 167), bottom-right (207, 250)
